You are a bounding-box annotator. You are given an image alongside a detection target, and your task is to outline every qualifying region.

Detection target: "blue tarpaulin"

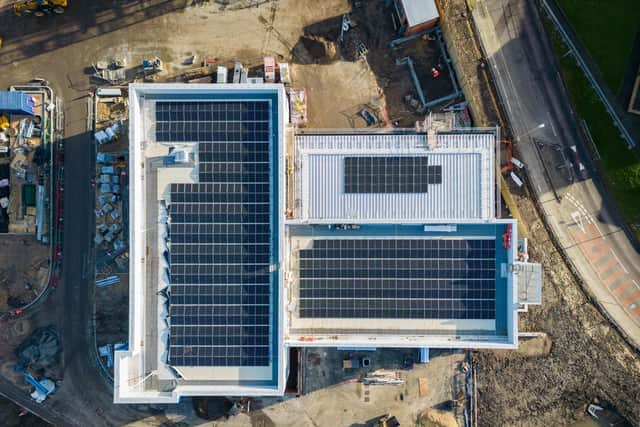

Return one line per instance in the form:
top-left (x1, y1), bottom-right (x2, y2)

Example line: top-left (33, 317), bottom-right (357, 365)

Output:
top-left (0, 91), bottom-right (36, 116)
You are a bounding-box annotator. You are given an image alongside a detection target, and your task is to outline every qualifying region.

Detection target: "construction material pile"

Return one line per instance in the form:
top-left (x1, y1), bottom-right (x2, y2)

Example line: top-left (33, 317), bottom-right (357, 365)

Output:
top-left (15, 326), bottom-right (61, 371)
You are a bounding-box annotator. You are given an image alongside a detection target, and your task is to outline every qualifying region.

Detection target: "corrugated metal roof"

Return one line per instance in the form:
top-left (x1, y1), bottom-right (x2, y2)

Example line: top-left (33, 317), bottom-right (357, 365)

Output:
top-left (295, 131), bottom-right (496, 222)
top-left (401, 0), bottom-right (439, 28)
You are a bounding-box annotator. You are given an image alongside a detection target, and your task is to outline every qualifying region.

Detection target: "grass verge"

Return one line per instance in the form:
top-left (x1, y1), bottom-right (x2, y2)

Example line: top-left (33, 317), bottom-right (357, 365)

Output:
top-left (542, 14), bottom-right (640, 239)
top-left (557, 0), bottom-right (640, 91)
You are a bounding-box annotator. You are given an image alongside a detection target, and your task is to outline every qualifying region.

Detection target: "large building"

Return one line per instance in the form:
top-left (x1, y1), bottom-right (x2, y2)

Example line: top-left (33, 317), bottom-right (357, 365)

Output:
top-left (114, 84), bottom-right (541, 403)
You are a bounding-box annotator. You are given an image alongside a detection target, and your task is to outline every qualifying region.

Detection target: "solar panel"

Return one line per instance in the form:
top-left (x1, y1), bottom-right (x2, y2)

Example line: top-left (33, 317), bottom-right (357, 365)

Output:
top-left (157, 101), bottom-right (273, 367)
top-left (298, 239), bottom-right (496, 320)
top-left (343, 156), bottom-right (442, 194)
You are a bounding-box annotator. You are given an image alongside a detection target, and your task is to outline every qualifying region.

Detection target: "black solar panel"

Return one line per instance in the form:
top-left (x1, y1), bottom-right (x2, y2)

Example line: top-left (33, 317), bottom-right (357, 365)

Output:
top-left (155, 101), bottom-right (270, 142)
top-left (343, 156), bottom-right (442, 194)
top-left (298, 239), bottom-right (496, 320)
top-left (158, 101), bottom-right (273, 367)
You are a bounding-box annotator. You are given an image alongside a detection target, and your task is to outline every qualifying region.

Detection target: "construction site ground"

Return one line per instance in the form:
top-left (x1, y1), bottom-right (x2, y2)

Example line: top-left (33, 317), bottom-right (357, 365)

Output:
top-left (67, 0), bottom-right (467, 423)
top-left (0, 235), bottom-right (49, 312)
top-left (2, 91), bottom-right (48, 236)
top-left (0, 0), bottom-right (636, 425)
top-left (94, 97), bottom-right (130, 375)
top-left (210, 351), bottom-right (465, 427)
top-left (438, 0), bottom-right (640, 425)
top-left (95, 274), bottom-right (128, 376)
top-left (295, 0), bottom-right (461, 127)
top-left (302, 347), bottom-right (421, 393)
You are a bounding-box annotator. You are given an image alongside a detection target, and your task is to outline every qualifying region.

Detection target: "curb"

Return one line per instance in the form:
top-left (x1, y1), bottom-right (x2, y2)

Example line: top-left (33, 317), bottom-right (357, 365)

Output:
top-left (467, 1), bottom-right (640, 354)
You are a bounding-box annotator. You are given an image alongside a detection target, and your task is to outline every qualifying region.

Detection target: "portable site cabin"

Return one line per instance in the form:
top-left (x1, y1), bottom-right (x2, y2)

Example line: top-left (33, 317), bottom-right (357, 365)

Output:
top-left (0, 91), bottom-right (36, 116)
top-left (391, 0), bottom-right (440, 36)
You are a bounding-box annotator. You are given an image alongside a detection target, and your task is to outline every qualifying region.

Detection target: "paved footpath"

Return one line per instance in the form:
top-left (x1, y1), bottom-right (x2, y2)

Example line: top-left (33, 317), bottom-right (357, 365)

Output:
top-left (472, 0), bottom-right (640, 347)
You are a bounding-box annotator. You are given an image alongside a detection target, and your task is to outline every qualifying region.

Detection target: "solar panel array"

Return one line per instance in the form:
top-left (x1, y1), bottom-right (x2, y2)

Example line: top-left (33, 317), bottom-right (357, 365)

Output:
top-left (344, 156), bottom-right (442, 194)
top-left (156, 101), bottom-right (270, 143)
top-left (298, 239), bottom-right (495, 320)
top-left (157, 101), bottom-right (273, 367)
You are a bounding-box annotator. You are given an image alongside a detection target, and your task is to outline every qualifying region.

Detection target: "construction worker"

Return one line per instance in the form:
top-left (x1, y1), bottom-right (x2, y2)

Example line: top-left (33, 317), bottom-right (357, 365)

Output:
top-left (431, 67), bottom-right (440, 78)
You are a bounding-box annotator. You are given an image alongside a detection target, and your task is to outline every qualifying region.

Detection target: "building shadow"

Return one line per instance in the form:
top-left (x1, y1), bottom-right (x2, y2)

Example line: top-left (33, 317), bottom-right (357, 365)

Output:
top-left (0, 0), bottom-right (212, 67)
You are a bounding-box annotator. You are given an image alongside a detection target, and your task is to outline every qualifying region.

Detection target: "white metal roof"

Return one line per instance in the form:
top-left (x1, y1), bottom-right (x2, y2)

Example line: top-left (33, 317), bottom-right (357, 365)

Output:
top-left (294, 131), bottom-right (496, 223)
top-left (401, 0), bottom-right (439, 28)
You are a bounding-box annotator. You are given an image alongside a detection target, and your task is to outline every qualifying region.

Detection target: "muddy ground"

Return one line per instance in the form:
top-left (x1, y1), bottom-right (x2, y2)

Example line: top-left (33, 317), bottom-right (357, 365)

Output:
top-left (95, 274), bottom-right (129, 348)
top-left (439, 0), bottom-right (640, 425)
top-left (212, 352), bottom-right (466, 427)
top-left (0, 236), bottom-right (49, 311)
top-left (296, 0), bottom-right (461, 126)
top-left (475, 189), bottom-right (640, 426)
top-left (2, 0), bottom-right (636, 425)
top-left (0, 398), bottom-right (49, 427)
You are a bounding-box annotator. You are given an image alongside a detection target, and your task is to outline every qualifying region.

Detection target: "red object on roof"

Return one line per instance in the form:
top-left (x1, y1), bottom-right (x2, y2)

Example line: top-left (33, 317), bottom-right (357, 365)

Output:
top-left (502, 224), bottom-right (512, 249)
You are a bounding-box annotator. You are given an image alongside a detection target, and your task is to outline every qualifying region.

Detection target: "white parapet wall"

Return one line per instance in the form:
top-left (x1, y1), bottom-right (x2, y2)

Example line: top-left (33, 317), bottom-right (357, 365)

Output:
top-left (114, 83), bottom-right (289, 403)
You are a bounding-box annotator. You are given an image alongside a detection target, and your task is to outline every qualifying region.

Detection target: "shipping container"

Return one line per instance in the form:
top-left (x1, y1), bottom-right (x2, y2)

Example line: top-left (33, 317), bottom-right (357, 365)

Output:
top-left (0, 91), bottom-right (36, 116)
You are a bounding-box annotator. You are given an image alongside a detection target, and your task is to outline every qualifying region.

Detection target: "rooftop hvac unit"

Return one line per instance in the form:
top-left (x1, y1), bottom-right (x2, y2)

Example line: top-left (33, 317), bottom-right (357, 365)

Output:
top-left (216, 66), bottom-right (228, 83)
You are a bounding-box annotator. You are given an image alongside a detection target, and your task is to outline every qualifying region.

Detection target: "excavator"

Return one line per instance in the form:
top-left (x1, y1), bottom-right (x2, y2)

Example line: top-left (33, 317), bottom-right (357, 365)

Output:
top-left (13, 0), bottom-right (67, 17)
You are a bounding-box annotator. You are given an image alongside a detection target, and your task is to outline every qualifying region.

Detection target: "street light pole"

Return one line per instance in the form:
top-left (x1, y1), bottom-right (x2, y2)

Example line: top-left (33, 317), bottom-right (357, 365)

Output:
top-left (515, 123), bottom-right (545, 141)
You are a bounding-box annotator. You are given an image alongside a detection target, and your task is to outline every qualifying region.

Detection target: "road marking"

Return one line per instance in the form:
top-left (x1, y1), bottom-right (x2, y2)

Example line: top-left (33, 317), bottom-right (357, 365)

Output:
top-left (546, 111), bottom-right (558, 137)
top-left (587, 241), bottom-right (607, 256)
top-left (570, 211), bottom-right (585, 233)
top-left (621, 290), bottom-right (640, 308)
top-left (609, 249), bottom-right (629, 274)
top-left (613, 281), bottom-right (633, 297)
top-left (591, 249), bottom-right (613, 268)
top-left (594, 255), bottom-right (617, 275)
top-left (609, 278), bottom-right (632, 292)
top-left (565, 193), bottom-right (605, 239)
top-left (603, 269), bottom-right (626, 287)
top-left (618, 284), bottom-right (640, 301)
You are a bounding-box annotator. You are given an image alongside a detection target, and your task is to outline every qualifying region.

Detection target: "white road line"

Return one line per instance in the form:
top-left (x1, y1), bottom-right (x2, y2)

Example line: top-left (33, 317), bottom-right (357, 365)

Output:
top-left (564, 193), bottom-right (603, 237)
top-left (546, 111), bottom-right (558, 137)
top-left (592, 221), bottom-right (606, 240)
top-left (571, 211), bottom-right (585, 233)
top-left (609, 249), bottom-right (628, 274)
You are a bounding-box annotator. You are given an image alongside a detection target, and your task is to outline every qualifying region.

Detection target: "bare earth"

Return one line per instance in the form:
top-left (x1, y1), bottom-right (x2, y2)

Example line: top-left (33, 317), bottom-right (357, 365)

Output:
top-left (0, 0), bottom-right (638, 425)
top-left (438, 0), bottom-right (640, 425)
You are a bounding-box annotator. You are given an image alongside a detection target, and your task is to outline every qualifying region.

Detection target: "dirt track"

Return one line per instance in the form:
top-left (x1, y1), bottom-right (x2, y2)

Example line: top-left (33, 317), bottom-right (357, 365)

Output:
top-left (438, 0), bottom-right (640, 425)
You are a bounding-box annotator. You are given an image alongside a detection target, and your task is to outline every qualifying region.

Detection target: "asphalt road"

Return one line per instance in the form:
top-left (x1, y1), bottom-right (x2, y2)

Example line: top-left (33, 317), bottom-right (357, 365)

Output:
top-left (473, 0), bottom-right (640, 346)
top-left (542, 0), bottom-right (640, 148)
top-left (0, 4), bottom-right (172, 425)
top-left (0, 58), bottom-right (148, 427)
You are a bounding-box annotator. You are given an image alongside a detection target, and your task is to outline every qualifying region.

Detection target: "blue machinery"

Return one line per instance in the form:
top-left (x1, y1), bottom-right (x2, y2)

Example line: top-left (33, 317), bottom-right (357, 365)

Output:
top-left (22, 370), bottom-right (49, 396)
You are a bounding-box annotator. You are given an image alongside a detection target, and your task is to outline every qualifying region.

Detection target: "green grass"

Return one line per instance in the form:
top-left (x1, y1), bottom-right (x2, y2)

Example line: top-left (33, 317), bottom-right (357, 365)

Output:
top-left (557, 0), bottom-right (640, 91)
top-left (543, 16), bottom-right (640, 237)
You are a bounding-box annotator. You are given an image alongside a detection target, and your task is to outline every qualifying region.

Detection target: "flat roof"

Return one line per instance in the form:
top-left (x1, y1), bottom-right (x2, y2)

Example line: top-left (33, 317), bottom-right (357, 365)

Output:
top-left (161, 99), bottom-right (276, 371)
top-left (293, 130), bottom-right (497, 223)
top-left (284, 222), bottom-right (514, 347)
top-left (115, 84), bottom-right (288, 403)
top-left (401, 0), bottom-right (439, 28)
